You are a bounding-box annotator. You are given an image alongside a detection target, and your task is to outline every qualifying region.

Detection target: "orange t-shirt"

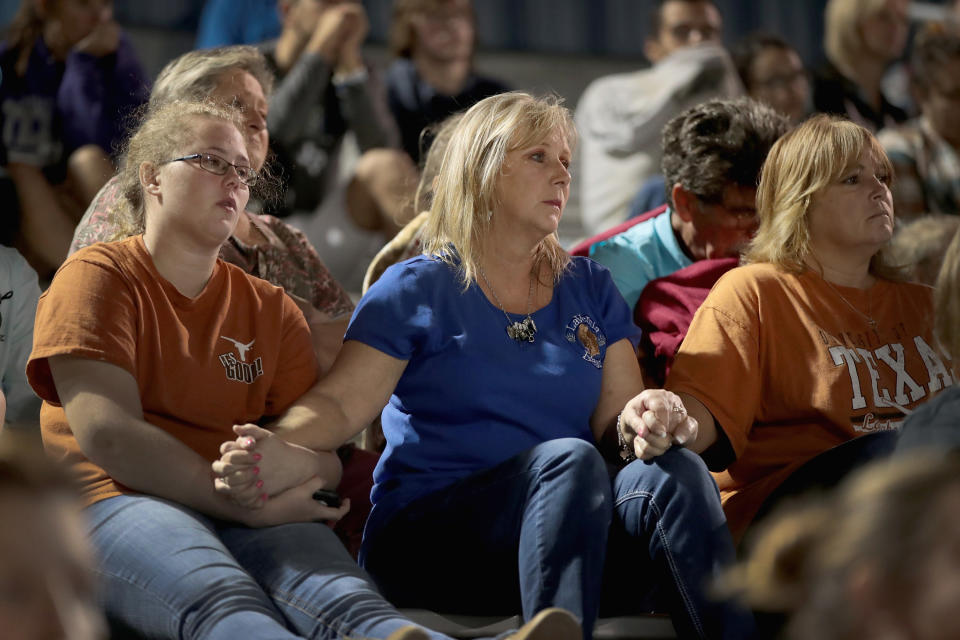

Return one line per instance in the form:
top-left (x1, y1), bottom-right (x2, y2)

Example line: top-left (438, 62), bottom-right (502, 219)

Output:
top-left (667, 263), bottom-right (953, 541)
top-left (27, 236), bottom-right (318, 506)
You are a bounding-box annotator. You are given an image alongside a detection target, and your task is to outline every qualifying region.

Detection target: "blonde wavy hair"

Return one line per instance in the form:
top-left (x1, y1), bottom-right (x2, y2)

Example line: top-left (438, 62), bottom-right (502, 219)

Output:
top-left (421, 92), bottom-right (575, 289)
top-left (115, 101), bottom-right (248, 236)
top-left (744, 114), bottom-right (900, 280)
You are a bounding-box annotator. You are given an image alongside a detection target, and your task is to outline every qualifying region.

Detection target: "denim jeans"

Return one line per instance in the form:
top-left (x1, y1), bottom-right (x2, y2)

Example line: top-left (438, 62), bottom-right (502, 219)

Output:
top-left (85, 494), bottom-right (454, 640)
top-left (362, 438), bottom-right (753, 640)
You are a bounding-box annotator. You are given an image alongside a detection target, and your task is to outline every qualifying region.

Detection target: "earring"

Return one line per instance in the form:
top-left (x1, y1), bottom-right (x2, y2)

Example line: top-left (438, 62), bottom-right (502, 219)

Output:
top-left (486, 209), bottom-right (493, 221)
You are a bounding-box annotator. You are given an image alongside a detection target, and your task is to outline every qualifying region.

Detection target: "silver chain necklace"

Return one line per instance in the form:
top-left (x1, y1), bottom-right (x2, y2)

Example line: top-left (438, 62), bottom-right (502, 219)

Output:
top-left (823, 278), bottom-right (878, 330)
top-left (478, 267), bottom-right (538, 343)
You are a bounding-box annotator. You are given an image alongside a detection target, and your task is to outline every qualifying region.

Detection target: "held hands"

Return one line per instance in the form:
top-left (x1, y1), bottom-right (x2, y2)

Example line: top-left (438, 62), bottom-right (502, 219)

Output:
top-left (212, 424), bottom-right (325, 508)
top-left (619, 390), bottom-right (698, 461)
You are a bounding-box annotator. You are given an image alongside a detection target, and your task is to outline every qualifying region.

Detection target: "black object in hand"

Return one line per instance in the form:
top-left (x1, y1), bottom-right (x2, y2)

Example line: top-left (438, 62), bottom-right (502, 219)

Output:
top-left (312, 489), bottom-right (342, 508)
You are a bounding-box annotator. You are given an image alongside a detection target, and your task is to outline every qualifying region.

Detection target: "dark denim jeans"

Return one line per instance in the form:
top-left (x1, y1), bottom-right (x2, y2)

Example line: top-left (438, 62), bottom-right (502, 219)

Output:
top-left (362, 438), bottom-right (754, 640)
top-left (85, 494), bottom-right (455, 640)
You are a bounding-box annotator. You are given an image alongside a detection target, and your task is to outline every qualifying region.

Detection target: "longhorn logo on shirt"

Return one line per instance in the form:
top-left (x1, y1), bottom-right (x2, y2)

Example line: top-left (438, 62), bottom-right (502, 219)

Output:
top-left (218, 335), bottom-right (263, 384)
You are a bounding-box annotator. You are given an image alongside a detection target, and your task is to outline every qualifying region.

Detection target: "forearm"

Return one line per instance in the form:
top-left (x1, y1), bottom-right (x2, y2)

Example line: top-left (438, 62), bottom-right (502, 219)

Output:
top-left (7, 164), bottom-right (77, 272)
top-left (675, 391), bottom-right (718, 453)
top-left (267, 52), bottom-right (333, 147)
top-left (78, 415), bottom-right (253, 522)
top-left (269, 387), bottom-right (359, 450)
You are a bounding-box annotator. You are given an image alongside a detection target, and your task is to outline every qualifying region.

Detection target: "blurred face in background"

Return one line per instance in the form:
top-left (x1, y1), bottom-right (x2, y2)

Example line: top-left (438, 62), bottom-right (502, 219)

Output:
top-left (645, 0), bottom-right (723, 62)
top-left (747, 45), bottom-right (810, 124)
top-left (859, 0), bottom-right (909, 62)
top-left (209, 69), bottom-right (270, 172)
top-left (40, 0), bottom-right (113, 52)
top-left (921, 56), bottom-right (960, 149)
top-left (410, 0), bottom-right (474, 63)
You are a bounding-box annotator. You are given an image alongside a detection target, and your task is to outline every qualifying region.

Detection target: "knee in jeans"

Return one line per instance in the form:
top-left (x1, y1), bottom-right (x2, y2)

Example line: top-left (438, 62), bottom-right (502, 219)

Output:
top-left (535, 438), bottom-right (612, 510)
top-left (618, 448), bottom-right (714, 499)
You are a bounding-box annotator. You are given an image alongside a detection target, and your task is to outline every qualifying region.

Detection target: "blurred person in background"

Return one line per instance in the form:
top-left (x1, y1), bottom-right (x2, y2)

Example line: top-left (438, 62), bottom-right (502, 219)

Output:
top-left (725, 452), bottom-right (960, 640)
top-left (878, 25), bottom-right (960, 220)
top-left (732, 32), bottom-right (810, 125)
top-left (386, 0), bottom-right (509, 165)
top-left (888, 214), bottom-right (960, 285)
top-left (0, 0), bottom-right (148, 278)
top-left (262, 0), bottom-right (418, 291)
top-left (813, 0), bottom-right (911, 132)
top-left (576, 0), bottom-right (743, 234)
top-left (0, 451), bottom-right (106, 640)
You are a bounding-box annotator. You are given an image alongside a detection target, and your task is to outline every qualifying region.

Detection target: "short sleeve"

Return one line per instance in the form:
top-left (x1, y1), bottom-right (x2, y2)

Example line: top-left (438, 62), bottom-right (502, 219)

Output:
top-left (345, 259), bottom-right (437, 360)
top-left (27, 258), bottom-right (139, 405)
top-left (582, 259), bottom-right (642, 350)
top-left (666, 270), bottom-right (763, 458)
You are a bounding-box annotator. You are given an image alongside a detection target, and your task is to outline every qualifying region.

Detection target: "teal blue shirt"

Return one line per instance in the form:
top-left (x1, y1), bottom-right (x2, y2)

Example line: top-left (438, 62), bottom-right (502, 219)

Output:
top-left (589, 207), bottom-right (692, 309)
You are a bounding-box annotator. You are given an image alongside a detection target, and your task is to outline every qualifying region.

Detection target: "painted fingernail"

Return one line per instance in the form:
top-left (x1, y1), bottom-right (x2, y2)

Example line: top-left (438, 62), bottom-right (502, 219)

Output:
top-left (252, 466), bottom-right (260, 475)
top-left (256, 479), bottom-right (264, 488)
top-left (252, 453), bottom-right (262, 462)
top-left (261, 493), bottom-right (268, 501)
top-left (245, 438), bottom-right (255, 447)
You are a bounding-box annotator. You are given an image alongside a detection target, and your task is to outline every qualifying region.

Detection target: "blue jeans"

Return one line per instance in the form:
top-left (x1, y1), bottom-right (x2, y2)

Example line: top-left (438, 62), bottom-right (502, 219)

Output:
top-left (362, 439), bottom-right (753, 640)
top-left (85, 494), bottom-right (455, 640)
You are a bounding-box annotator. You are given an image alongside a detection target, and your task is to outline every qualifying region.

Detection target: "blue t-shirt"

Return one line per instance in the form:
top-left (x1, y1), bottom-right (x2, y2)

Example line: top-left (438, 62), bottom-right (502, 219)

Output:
top-left (346, 255), bottom-right (639, 538)
top-left (589, 207), bottom-right (692, 309)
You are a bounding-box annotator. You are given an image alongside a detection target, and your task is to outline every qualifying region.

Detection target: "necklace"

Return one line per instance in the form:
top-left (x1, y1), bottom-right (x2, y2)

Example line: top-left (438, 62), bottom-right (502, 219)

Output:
top-left (478, 267), bottom-right (538, 343)
top-left (823, 278), bottom-right (878, 330)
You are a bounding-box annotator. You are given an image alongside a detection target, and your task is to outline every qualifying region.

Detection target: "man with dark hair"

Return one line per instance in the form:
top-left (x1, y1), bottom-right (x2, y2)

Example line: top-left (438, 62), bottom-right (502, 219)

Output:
top-left (878, 25), bottom-right (960, 220)
top-left (575, 0), bottom-right (741, 233)
top-left (590, 98), bottom-right (789, 309)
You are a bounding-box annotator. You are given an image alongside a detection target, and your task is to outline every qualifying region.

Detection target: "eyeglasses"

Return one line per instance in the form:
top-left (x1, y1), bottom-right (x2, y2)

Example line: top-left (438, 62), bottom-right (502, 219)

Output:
top-left (164, 153), bottom-right (258, 187)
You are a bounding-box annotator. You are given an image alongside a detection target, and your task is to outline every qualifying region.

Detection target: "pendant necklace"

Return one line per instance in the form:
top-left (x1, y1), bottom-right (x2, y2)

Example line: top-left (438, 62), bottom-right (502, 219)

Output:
top-left (823, 278), bottom-right (878, 330)
top-left (478, 267), bottom-right (538, 343)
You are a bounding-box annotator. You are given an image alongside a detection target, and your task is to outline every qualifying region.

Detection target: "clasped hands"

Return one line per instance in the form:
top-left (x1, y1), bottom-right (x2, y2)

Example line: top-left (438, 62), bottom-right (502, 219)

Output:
top-left (619, 390), bottom-right (698, 461)
top-left (212, 424), bottom-right (350, 526)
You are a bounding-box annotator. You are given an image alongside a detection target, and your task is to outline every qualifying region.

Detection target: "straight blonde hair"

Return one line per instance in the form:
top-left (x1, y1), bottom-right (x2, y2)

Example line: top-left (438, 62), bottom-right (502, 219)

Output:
top-left (745, 114), bottom-right (901, 280)
top-left (421, 92), bottom-right (574, 289)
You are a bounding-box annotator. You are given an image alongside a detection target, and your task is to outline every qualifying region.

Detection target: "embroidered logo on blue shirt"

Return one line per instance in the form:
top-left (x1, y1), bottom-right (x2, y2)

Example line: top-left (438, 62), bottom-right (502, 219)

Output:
top-left (564, 314), bottom-right (606, 369)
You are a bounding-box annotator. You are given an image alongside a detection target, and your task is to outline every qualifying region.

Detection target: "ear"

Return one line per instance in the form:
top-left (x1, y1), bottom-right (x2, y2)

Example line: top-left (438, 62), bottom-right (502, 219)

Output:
top-left (671, 184), bottom-right (698, 222)
top-left (644, 38), bottom-right (664, 63)
top-left (139, 162), bottom-right (161, 196)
